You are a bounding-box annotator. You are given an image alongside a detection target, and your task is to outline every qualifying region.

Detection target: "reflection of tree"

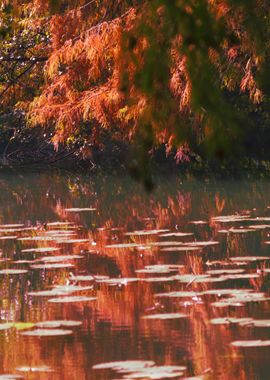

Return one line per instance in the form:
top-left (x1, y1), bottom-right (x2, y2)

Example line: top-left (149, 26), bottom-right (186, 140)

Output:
top-left (2, 173), bottom-right (270, 377)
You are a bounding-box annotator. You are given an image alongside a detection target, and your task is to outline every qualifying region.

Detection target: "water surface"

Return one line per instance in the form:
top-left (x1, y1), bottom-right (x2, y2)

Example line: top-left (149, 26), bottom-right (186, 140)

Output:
top-left (1, 171), bottom-right (270, 379)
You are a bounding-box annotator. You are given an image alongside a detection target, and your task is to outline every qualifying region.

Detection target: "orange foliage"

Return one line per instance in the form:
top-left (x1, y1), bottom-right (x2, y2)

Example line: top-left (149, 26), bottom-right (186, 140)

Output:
top-left (2, 0), bottom-right (268, 154)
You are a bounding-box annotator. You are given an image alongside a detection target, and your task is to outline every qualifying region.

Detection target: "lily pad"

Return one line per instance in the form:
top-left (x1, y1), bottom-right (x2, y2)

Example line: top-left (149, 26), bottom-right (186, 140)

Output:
top-left (231, 340), bottom-right (270, 347)
top-left (139, 276), bottom-right (178, 283)
top-left (97, 278), bottom-right (138, 285)
top-left (125, 229), bottom-right (169, 236)
top-left (18, 236), bottom-right (54, 242)
top-left (38, 255), bottom-right (83, 262)
top-left (21, 247), bottom-right (60, 253)
top-left (92, 361), bottom-right (155, 371)
top-left (48, 296), bottom-right (97, 303)
top-left (69, 275), bottom-right (95, 282)
top-left (105, 243), bottom-right (142, 249)
top-left (206, 269), bottom-right (245, 275)
top-left (210, 317), bottom-right (253, 325)
top-left (55, 239), bottom-right (89, 244)
top-left (142, 313), bottom-right (188, 320)
top-left (0, 224), bottom-right (24, 228)
top-left (186, 241), bottom-right (220, 247)
top-left (13, 322), bottom-right (35, 331)
top-left (30, 263), bottom-right (74, 269)
top-left (160, 232), bottom-right (194, 237)
top-left (28, 285), bottom-right (92, 297)
top-left (16, 366), bottom-right (53, 372)
top-left (35, 320), bottom-right (82, 328)
top-left (249, 320), bottom-right (270, 327)
top-left (47, 222), bottom-right (74, 227)
top-left (149, 241), bottom-right (185, 247)
top-left (0, 236), bottom-right (18, 240)
top-left (136, 265), bottom-right (182, 274)
top-left (0, 323), bottom-right (13, 330)
top-left (155, 291), bottom-right (198, 298)
top-left (64, 208), bottom-right (96, 212)
top-left (21, 329), bottom-right (73, 337)
top-left (0, 269), bottom-right (28, 275)
top-left (174, 274), bottom-right (210, 283)
top-left (122, 366), bottom-right (186, 379)
top-left (230, 256), bottom-right (270, 262)
top-left (161, 246), bottom-right (202, 252)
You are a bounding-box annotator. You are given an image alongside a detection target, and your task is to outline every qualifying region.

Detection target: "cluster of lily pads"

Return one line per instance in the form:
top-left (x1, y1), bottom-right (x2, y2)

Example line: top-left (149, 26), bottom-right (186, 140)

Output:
top-left (2, 208), bottom-right (270, 378)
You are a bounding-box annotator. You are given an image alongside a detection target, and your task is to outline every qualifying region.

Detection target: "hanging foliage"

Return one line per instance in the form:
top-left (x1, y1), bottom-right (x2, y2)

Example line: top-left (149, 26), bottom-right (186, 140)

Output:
top-left (0, 0), bottom-right (269, 161)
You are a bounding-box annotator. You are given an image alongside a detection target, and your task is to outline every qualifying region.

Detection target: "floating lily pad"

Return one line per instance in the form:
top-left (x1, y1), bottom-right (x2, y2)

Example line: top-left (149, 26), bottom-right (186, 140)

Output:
top-left (21, 329), bottom-right (73, 336)
top-left (136, 265), bottom-right (182, 274)
top-left (21, 247), bottom-right (60, 253)
top-left (222, 273), bottom-right (260, 280)
top-left (30, 263), bottom-right (74, 269)
top-left (0, 322), bottom-right (34, 331)
top-left (139, 276), bottom-right (177, 283)
top-left (205, 260), bottom-right (248, 267)
top-left (18, 236), bottom-right (54, 242)
top-left (28, 284), bottom-right (92, 297)
top-left (13, 322), bottom-right (35, 331)
top-left (16, 366), bottom-right (53, 372)
top-left (212, 292), bottom-right (270, 307)
top-left (149, 241), bottom-right (185, 247)
top-left (142, 313), bottom-right (188, 320)
top-left (187, 241), bottom-right (220, 247)
top-left (0, 269), bottom-right (28, 275)
top-left (211, 215), bottom-right (250, 223)
top-left (219, 228), bottom-right (254, 234)
top-left (201, 289), bottom-right (252, 296)
top-left (64, 208), bottom-right (96, 212)
top-left (249, 320), bottom-right (270, 327)
top-left (161, 246), bottom-right (202, 252)
top-left (45, 230), bottom-right (77, 235)
top-left (231, 340), bottom-right (270, 347)
top-left (125, 229), bottom-right (169, 236)
top-left (92, 361), bottom-right (186, 379)
top-left (55, 239), bottom-right (89, 244)
top-left (92, 361), bottom-right (155, 371)
top-left (0, 323), bottom-right (13, 330)
top-left (155, 291), bottom-right (198, 298)
top-left (230, 256), bottom-right (270, 262)
top-left (47, 222), bottom-right (74, 227)
top-left (69, 275), bottom-right (95, 282)
top-left (0, 224), bottom-right (24, 228)
top-left (0, 236), bottom-right (18, 240)
top-left (35, 320), bottom-right (82, 328)
top-left (98, 278), bottom-right (138, 285)
top-left (122, 366), bottom-right (186, 379)
top-left (210, 317), bottom-right (253, 325)
top-left (249, 217), bottom-right (270, 222)
top-left (159, 232), bottom-right (194, 237)
top-left (189, 221), bottom-right (208, 224)
top-left (48, 296), bottom-right (97, 303)
top-left (105, 243), bottom-right (142, 249)
top-left (206, 269), bottom-right (245, 275)
top-left (249, 225), bottom-right (270, 230)
top-left (39, 255), bottom-right (83, 262)
top-left (174, 274), bottom-right (210, 283)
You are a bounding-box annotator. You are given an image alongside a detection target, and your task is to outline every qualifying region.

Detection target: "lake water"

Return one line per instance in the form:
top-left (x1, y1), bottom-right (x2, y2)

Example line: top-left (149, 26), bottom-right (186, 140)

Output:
top-left (1, 170), bottom-right (270, 379)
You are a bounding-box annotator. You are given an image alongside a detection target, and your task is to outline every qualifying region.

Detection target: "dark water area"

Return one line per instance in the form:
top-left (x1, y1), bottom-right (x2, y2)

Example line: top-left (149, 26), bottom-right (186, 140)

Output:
top-left (1, 170), bottom-right (270, 379)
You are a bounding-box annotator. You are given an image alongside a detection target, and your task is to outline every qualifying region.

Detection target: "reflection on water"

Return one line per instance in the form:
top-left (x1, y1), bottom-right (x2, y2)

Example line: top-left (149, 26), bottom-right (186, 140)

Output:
top-left (1, 171), bottom-right (270, 379)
